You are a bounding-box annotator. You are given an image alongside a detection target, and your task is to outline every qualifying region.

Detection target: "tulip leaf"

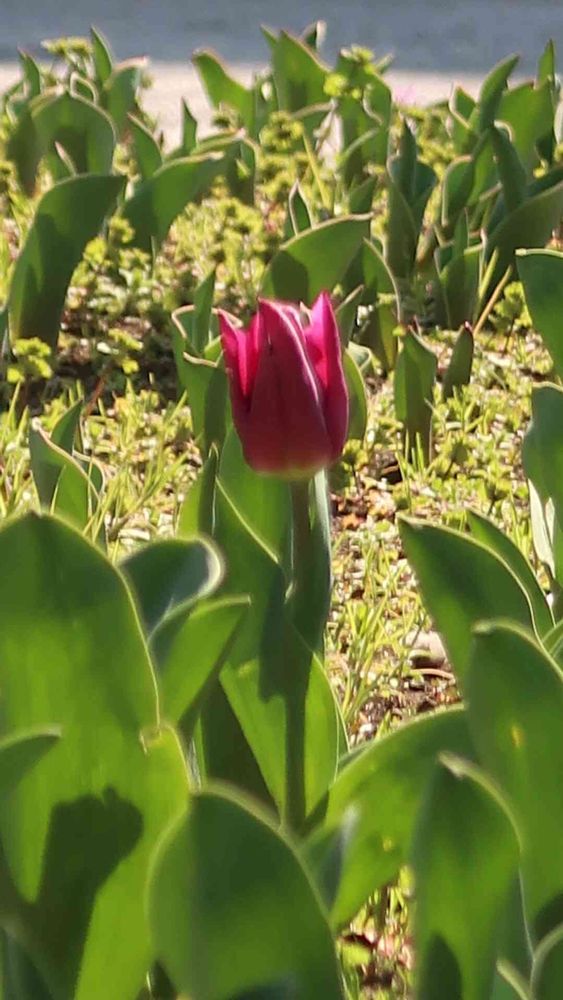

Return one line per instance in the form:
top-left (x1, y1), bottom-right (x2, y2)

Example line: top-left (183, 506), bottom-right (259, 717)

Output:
top-left (129, 113), bottom-right (162, 179)
top-left (271, 30), bottom-right (328, 112)
top-left (437, 244), bottom-right (482, 329)
top-left (344, 348), bottom-right (368, 441)
top-left (177, 446), bottom-right (218, 538)
top-left (467, 510), bottom-right (553, 637)
top-left (150, 595), bottom-right (250, 738)
top-left (335, 285), bottom-right (363, 347)
top-left (287, 180), bottom-right (313, 236)
top-left (473, 54), bottom-right (519, 132)
top-left (29, 420), bottom-right (92, 530)
top-left (101, 62), bottom-right (142, 134)
top-left (523, 384), bottom-right (563, 587)
top-left (121, 537), bottom-right (223, 636)
top-left (412, 755), bottom-right (519, 1000)
top-left (544, 620), bottom-right (563, 668)
top-left (91, 26), bottom-right (114, 85)
top-left (0, 728), bottom-right (60, 797)
top-left (193, 50), bottom-right (255, 130)
top-left (33, 91), bottom-right (115, 175)
top-left (172, 311), bottom-right (230, 455)
top-left (394, 331), bottom-right (437, 463)
top-left (517, 249), bottom-right (563, 379)
top-left (121, 154), bottom-right (222, 252)
top-left (532, 925), bottom-right (563, 999)
top-left (148, 791), bottom-right (344, 999)
top-left (491, 126), bottom-right (527, 213)
top-left (261, 215), bottom-right (370, 306)
top-left (304, 707), bottom-right (473, 928)
top-left (9, 174), bottom-right (123, 349)
top-left (0, 514), bottom-right (187, 999)
top-left (399, 518), bottom-right (535, 679)
top-left (485, 172), bottom-right (563, 291)
top-left (442, 324), bottom-right (474, 399)
top-left (498, 81), bottom-right (554, 171)
top-left (467, 623), bottom-right (563, 941)
top-left (441, 156), bottom-right (475, 228)
top-left (218, 427), bottom-right (290, 564)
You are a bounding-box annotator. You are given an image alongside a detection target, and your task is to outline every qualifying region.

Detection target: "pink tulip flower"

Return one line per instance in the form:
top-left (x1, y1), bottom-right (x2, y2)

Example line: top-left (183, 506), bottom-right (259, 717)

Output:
top-left (219, 292), bottom-right (349, 477)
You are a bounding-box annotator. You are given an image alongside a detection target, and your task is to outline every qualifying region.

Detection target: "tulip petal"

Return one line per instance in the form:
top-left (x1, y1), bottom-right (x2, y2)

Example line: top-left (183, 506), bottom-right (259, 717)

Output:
top-left (252, 299), bottom-right (332, 474)
top-left (305, 292), bottom-right (349, 460)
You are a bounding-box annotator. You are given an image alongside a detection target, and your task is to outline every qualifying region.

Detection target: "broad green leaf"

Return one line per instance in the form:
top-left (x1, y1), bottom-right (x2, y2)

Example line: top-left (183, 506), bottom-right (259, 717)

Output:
top-left (544, 620), bottom-right (563, 667)
top-left (0, 729), bottom-right (59, 797)
top-left (498, 81), bottom-right (554, 171)
top-left (121, 154), bottom-right (222, 252)
top-left (288, 473), bottom-right (332, 655)
top-left (6, 104), bottom-right (41, 195)
top-left (517, 249), bottom-right (563, 378)
top-left (437, 244), bottom-right (482, 329)
top-left (335, 285), bottom-right (363, 347)
top-left (121, 537), bottom-right (223, 635)
top-left (355, 240), bottom-right (399, 371)
top-left (399, 518), bottom-right (535, 679)
top-left (533, 925), bottom-right (563, 999)
top-left (0, 514), bottom-right (187, 999)
top-left (261, 215), bottom-right (370, 305)
top-left (467, 623), bottom-right (563, 941)
top-left (151, 595), bottom-right (249, 738)
top-left (29, 421), bottom-right (91, 530)
top-left (344, 348), bottom-right (367, 441)
top-left (148, 791), bottom-right (344, 999)
top-left (485, 174), bottom-right (563, 291)
top-left (177, 447), bottom-right (218, 537)
top-left (33, 92), bottom-right (115, 176)
top-left (9, 174), bottom-right (123, 349)
top-left (491, 126), bottom-right (527, 213)
top-left (468, 510), bottom-right (553, 637)
top-left (101, 62), bottom-right (142, 134)
top-left (195, 133), bottom-right (257, 204)
top-left (29, 403), bottom-right (82, 507)
top-left (193, 50), bottom-right (255, 130)
top-left (385, 177), bottom-right (418, 279)
top-left (212, 480), bottom-right (338, 825)
top-left (171, 319), bottom-right (229, 456)
top-left (304, 708), bottom-right (473, 928)
top-left (218, 427), bottom-right (290, 564)
top-left (51, 399), bottom-right (83, 455)
top-left (91, 26), bottom-right (113, 85)
top-left (271, 30), bottom-right (328, 112)
top-left (394, 331), bottom-right (437, 463)
top-left (442, 324), bottom-right (474, 399)
top-left (349, 174), bottom-right (377, 215)
top-left (441, 156), bottom-right (475, 228)
top-left (287, 181), bottom-right (313, 236)
top-left (413, 755), bottom-right (519, 1000)
top-left (129, 114), bottom-right (162, 179)
top-left (474, 54), bottom-right (519, 131)
top-left (523, 384), bottom-right (563, 586)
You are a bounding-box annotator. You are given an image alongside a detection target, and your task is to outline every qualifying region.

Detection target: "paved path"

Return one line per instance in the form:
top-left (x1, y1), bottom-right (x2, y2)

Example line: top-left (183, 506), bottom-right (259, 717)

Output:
top-left (0, 0), bottom-right (561, 143)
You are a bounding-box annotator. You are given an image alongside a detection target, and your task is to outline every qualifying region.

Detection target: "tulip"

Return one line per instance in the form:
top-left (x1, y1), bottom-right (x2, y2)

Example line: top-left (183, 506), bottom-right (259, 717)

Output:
top-left (219, 292), bottom-right (349, 478)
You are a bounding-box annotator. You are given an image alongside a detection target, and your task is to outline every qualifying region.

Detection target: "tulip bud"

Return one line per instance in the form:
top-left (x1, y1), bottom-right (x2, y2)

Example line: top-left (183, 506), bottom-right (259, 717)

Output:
top-left (219, 292), bottom-right (349, 478)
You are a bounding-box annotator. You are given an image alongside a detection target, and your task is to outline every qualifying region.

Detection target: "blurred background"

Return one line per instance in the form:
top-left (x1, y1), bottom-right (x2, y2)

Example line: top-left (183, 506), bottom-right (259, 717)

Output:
top-left (1, 0), bottom-right (561, 141)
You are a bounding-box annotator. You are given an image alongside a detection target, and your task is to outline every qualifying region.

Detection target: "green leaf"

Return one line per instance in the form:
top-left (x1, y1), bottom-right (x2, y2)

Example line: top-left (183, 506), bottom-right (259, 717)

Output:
top-left (442, 324), bottom-right (474, 399)
top-left (544, 620), bottom-right (563, 667)
top-left (9, 174), bottom-right (124, 349)
top-left (287, 180), bottom-right (313, 236)
top-left (33, 92), bottom-right (115, 176)
top-left (101, 62), bottom-right (142, 134)
top-left (349, 174), bottom-right (377, 215)
top-left (523, 384), bottom-right (563, 587)
top-left (517, 249), bottom-right (563, 379)
top-left (0, 729), bottom-right (60, 797)
top-left (148, 791), bottom-right (344, 999)
top-left (271, 30), bottom-right (328, 112)
top-left (485, 173), bottom-right (563, 291)
top-left (498, 81), bottom-right (554, 171)
top-left (261, 215), bottom-right (370, 305)
top-left (29, 420), bottom-right (91, 530)
top-left (304, 708), bottom-right (473, 928)
top-left (129, 114), bottom-right (162, 179)
top-left (193, 50), bottom-right (255, 131)
top-left (121, 537), bottom-right (223, 635)
top-left (467, 623), bottom-right (563, 940)
top-left (394, 331), bottom-right (437, 463)
top-left (467, 511), bottom-right (553, 637)
top-left (491, 126), bottom-right (527, 213)
top-left (474, 54), bottom-right (519, 131)
top-left (177, 447), bottom-right (218, 537)
top-left (532, 925), bottom-right (563, 999)
top-left (412, 755), bottom-right (519, 1000)
top-left (172, 318), bottom-right (230, 456)
top-left (0, 514), bottom-right (187, 999)
top-left (399, 518), bottom-right (535, 679)
top-left (335, 285), bottom-right (363, 347)
top-left (437, 244), bottom-right (482, 329)
top-left (150, 595), bottom-right (249, 737)
top-left (344, 348), bottom-right (367, 441)
top-left (51, 399), bottom-right (83, 455)
top-left (441, 156), bottom-right (475, 228)
top-left (91, 26), bottom-right (114, 86)
top-left (121, 154), bottom-right (222, 253)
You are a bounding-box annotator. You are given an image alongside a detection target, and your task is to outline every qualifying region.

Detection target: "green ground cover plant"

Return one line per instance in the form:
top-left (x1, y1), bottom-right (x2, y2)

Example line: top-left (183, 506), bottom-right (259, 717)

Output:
top-left (0, 22), bottom-right (562, 999)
